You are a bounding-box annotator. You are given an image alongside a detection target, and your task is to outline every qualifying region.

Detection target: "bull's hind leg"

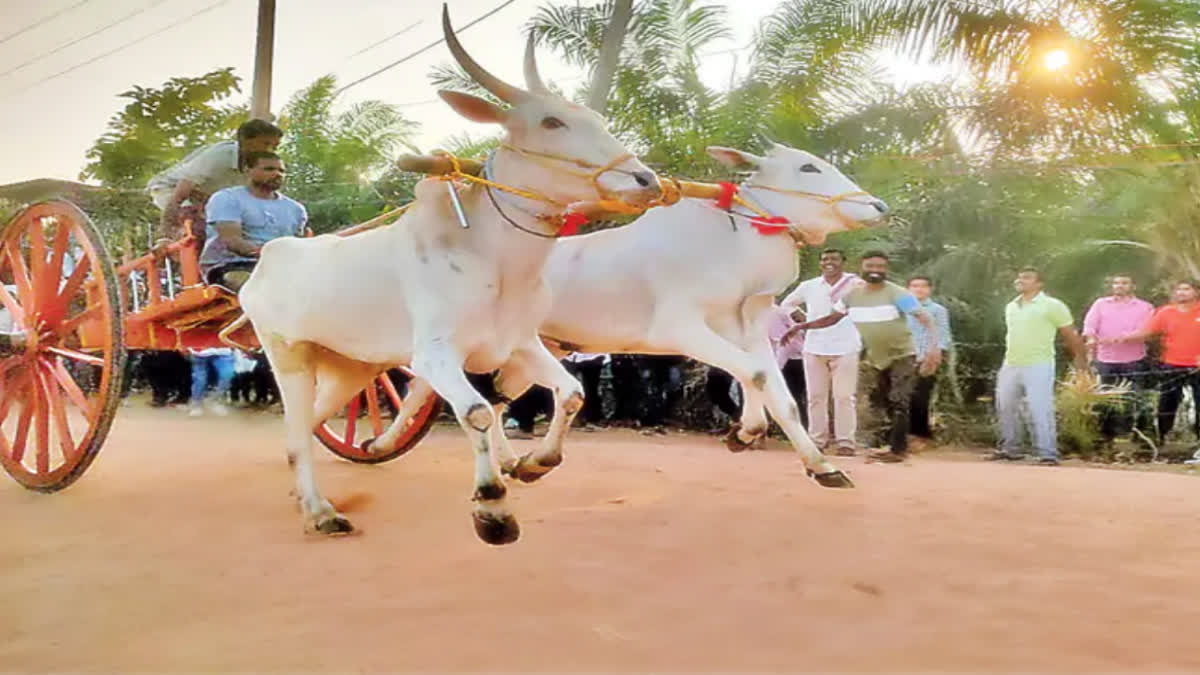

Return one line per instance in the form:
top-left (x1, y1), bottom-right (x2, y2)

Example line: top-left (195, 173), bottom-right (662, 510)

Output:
top-left (501, 343), bottom-right (584, 483)
top-left (262, 339), bottom-right (355, 535)
top-left (412, 342), bottom-right (518, 545)
top-left (747, 345), bottom-right (852, 487)
top-left (664, 323), bottom-right (849, 486)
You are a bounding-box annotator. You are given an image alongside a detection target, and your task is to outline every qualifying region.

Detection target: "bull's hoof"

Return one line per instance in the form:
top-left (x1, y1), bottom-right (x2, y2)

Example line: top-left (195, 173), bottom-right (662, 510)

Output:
top-left (473, 511), bottom-right (520, 545)
top-left (723, 423), bottom-right (757, 453)
top-left (807, 469), bottom-right (855, 489)
top-left (313, 514), bottom-right (356, 536)
top-left (511, 453), bottom-right (559, 483)
top-left (500, 459), bottom-right (521, 478)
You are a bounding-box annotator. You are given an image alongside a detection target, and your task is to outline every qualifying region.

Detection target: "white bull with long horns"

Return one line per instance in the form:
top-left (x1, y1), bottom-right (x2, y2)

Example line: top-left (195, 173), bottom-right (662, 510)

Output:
top-left (238, 5), bottom-right (662, 541)
top-left (373, 144), bottom-right (889, 487)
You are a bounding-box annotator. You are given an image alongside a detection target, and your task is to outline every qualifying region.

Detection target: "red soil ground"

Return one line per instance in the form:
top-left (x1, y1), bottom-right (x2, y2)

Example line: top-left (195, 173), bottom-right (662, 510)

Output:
top-left (2, 401), bottom-right (1198, 672)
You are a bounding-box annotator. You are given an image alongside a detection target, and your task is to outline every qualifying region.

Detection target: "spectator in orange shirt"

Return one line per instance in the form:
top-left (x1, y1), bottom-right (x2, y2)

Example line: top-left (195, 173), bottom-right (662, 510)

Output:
top-left (1109, 280), bottom-right (1200, 444)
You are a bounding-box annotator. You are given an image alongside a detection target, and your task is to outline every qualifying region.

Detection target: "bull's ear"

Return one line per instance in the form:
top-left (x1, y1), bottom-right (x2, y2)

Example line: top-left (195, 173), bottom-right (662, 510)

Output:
top-left (706, 146), bottom-right (764, 168)
top-left (438, 90), bottom-right (507, 124)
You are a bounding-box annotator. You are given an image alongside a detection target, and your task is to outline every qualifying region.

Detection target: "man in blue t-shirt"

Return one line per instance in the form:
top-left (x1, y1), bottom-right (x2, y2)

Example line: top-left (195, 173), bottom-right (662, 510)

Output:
top-left (202, 151), bottom-right (308, 291)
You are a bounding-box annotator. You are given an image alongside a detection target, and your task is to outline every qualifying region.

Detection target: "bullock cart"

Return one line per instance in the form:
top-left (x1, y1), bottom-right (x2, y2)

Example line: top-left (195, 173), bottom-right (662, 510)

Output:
top-left (0, 166), bottom-right (753, 491)
top-left (0, 200), bottom-right (444, 491)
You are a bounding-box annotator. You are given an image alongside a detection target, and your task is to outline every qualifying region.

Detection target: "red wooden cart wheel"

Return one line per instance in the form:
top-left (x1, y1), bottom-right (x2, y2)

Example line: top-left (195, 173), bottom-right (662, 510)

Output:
top-left (0, 201), bottom-right (126, 492)
top-left (314, 367), bottom-right (442, 464)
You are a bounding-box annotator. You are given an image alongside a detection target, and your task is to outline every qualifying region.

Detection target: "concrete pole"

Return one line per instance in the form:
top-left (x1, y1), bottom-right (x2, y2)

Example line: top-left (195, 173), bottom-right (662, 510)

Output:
top-left (250, 0), bottom-right (276, 120)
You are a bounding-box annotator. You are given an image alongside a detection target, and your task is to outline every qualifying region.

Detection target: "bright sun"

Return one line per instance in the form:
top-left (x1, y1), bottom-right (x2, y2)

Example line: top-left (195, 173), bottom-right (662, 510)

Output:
top-left (1044, 49), bottom-right (1070, 72)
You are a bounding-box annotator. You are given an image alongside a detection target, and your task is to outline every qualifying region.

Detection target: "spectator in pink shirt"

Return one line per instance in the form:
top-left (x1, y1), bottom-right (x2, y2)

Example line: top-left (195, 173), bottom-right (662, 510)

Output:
top-left (1082, 274), bottom-right (1156, 443)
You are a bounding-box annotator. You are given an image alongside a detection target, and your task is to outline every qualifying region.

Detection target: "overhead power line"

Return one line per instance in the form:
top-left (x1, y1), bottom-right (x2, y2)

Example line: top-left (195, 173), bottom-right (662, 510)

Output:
top-left (335, 0), bottom-right (519, 96)
top-left (344, 19), bottom-right (424, 61)
top-left (5, 0), bottom-right (233, 97)
top-left (0, 0), bottom-right (95, 47)
top-left (0, 0), bottom-right (174, 81)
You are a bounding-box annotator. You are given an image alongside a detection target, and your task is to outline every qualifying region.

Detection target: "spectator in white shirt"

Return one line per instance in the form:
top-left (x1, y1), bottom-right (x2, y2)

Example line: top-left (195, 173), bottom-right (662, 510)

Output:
top-left (781, 248), bottom-right (862, 456)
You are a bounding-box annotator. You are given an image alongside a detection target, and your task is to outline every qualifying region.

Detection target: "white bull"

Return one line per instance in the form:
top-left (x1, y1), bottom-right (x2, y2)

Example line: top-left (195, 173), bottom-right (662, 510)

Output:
top-left (239, 6), bottom-right (662, 541)
top-left (389, 143), bottom-right (888, 487)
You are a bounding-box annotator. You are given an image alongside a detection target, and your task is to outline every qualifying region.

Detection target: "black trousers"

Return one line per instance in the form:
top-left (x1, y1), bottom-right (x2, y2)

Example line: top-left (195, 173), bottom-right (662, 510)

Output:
top-left (860, 357), bottom-right (917, 455)
top-left (1094, 360), bottom-right (1154, 441)
top-left (909, 374), bottom-right (936, 438)
top-left (706, 361), bottom-right (808, 428)
top-left (609, 355), bottom-right (683, 426)
top-left (705, 367), bottom-right (741, 419)
top-left (1157, 364), bottom-right (1200, 441)
top-left (140, 350), bottom-right (191, 405)
top-left (507, 385), bottom-right (553, 433)
top-left (781, 359), bottom-right (809, 427)
top-left (564, 356), bottom-right (606, 424)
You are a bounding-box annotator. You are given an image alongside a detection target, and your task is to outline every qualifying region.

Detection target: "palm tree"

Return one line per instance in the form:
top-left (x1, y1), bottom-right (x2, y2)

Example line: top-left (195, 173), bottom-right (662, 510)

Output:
top-left (279, 75), bottom-right (419, 230)
top-left (776, 0), bottom-right (1200, 158)
top-left (528, 0), bottom-right (745, 175)
top-left (588, 0), bottom-right (634, 112)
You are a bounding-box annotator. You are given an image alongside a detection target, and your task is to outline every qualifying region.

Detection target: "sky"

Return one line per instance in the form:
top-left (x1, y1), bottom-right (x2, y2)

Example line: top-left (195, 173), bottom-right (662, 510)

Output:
top-left (0, 0), bottom-right (944, 186)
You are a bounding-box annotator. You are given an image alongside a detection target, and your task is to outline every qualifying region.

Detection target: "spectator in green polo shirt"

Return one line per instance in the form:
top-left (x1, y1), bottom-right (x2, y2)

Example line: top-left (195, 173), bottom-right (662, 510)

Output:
top-left (789, 251), bottom-right (941, 463)
top-left (988, 267), bottom-right (1088, 465)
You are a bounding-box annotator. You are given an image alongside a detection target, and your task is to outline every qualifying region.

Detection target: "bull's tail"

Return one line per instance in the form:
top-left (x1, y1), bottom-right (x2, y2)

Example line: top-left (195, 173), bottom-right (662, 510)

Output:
top-left (218, 313), bottom-right (256, 351)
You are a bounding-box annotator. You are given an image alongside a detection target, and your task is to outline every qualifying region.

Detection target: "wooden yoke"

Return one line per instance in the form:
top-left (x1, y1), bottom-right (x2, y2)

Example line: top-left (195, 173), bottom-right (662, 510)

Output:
top-left (394, 153), bottom-right (722, 220)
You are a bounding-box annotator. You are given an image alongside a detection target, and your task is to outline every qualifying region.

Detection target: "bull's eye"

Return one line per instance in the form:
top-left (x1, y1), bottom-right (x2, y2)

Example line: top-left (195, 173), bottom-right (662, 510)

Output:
top-left (800, 163), bottom-right (821, 173)
top-left (541, 116), bottom-right (566, 130)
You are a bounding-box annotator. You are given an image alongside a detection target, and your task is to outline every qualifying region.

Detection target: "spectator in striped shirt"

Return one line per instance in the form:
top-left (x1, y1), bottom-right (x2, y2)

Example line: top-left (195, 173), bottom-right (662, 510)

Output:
top-left (905, 276), bottom-right (953, 442)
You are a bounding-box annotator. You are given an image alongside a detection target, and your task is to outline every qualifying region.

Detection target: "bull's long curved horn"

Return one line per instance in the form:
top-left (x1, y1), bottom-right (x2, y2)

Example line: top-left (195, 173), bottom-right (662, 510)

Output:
top-left (523, 33), bottom-right (548, 93)
top-left (442, 4), bottom-right (525, 104)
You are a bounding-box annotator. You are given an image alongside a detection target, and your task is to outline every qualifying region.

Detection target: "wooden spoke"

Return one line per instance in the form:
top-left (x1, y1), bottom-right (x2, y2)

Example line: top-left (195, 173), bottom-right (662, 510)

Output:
top-left (0, 421), bottom-right (10, 460)
top-left (53, 252), bottom-right (91, 317)
top-left (379, 374), bottom-right (404, 412)
top-left (27, 217), bottom-right (47, 306)
top-left (0, 371), bottom-right (13, 421)
top-left (344, 396), bottom-right (361, 445)
top-left (50, 358), bottom-right (94, 418)
top-left (46, 218), bottom-right (72, 297)
top-left (365, 386), bottom-right (384, 438)
top-left (43, 345), bottom-right (104, 367)
top-left (39, 360), bottom-right (76, 462)
top-left (314, 368), bottom-right (442, 465)
top-left (0, 280), bottom-right (24, 325)
top-left (1, 355), bottom-right (23, 378)
top-left (38, 230), bottom-right (86, 327)
top-left (54, 305), bottom-right (100, 339)
top-left (4, 241), bottom-right (34, 312)
top-left (10, 384), bottom-right (33, 463)
top-left (0, 367), bottom-right (23, 428)
top-left (32, 366), bottom-right (50, 474)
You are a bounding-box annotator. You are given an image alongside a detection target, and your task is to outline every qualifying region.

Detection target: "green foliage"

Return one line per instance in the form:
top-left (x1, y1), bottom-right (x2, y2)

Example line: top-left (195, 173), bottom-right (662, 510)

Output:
top-left (277, 75), bottom-right (420, 232)
top-left (81, 68), bottom-right (246, 188)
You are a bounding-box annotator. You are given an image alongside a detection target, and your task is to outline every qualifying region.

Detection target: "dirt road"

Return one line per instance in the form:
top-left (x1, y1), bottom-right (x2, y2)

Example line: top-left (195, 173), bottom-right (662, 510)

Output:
top-left (2, 403), bottom-right (1198, 671)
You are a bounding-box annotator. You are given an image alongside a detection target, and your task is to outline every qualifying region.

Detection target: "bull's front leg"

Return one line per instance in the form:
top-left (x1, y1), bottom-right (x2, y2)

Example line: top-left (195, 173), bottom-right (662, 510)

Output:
top-left (412, 341), bottom-right (519, 545)
top-left (658, 323), bottom-right (852, 488)
top-left (500, 343), bottom-right (583, 483)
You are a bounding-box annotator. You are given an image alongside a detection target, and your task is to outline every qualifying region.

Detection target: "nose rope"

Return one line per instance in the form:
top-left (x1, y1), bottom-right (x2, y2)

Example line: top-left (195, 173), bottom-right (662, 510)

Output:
top-left (731, 182), bottom-right (881, 234)
top-left (497, 143), bottom-right (636, 203)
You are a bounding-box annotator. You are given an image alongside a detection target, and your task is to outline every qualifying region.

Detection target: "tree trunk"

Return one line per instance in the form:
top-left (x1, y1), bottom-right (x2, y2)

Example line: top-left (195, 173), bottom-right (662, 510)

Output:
top-left (586, 0), bottom-right (634, 114)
